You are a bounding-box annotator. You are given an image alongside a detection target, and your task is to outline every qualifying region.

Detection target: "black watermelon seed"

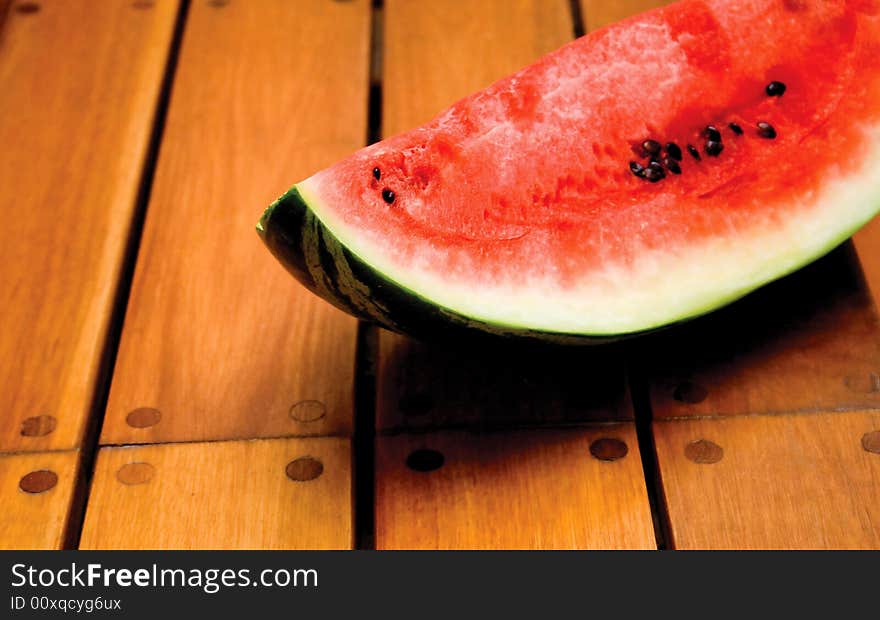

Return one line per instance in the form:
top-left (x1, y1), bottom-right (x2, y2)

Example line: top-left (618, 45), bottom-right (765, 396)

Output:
top-left (665, 142), bottom-right (682, 161)
top-left (687, 144), bottom-right (701, 161)
top-left (629, 161), bottom-right (645, 177)
top-left (664, 157), bottom-right (681, 174)
top-left (705, 140), bottom-right (724, 156)
top-left (644, 162), bottom-right (666, 182)
top-left (729, 122), bottom-right (744, 135)
top-left (704, 125), bottom-right (722, 142)
top-left (766, 81), bottom-right (786, 97)
top-left (372, 167), bottom-right (381, 180)
top-left (642, 139), bottom-right (662, 156)
top-left (382, 188), bottom-right (395, 203)
top-left (757, 121), bottom-right (777, 139)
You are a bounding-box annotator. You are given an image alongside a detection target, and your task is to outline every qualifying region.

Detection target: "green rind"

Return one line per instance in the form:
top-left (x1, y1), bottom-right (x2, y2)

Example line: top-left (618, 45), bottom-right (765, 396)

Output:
top-left (260, 185), bottom-right (880, 345)
top-left (258, 182), bottom-right (879, 344)
top-left (258, 186), bottom-right (618, 344)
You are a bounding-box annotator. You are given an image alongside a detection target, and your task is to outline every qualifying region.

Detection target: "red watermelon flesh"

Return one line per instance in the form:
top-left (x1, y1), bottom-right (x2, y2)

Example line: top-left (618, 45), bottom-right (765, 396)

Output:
top-left (258, 0), bottom-right (880, 340)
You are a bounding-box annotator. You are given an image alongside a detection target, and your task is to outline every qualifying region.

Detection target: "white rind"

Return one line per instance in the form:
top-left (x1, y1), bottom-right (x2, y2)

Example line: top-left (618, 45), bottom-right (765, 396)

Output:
top-left (301, 125), bottom-right (880, 336)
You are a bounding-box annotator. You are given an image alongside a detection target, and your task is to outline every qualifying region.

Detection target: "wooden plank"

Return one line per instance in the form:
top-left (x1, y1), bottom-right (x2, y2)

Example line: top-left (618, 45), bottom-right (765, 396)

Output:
top-left (100, 0), bottom-right (370, 445)
top-left (654, 412), bottom-right (880, 549)
top-left (0, 450), bottom-right (79, 550)
top-left (854, 220), bottom-right (880, 302)
top-left (376, 427), bottom-right (655, 549)
top-left (378, 341), bottom-right (633, 431)
top-left (579, 0), bottom-right (674, 32)
top-left (375, 0), bottom-right (655, 549)
top-left (79, 437), bottom-right (351, 550)
top-left (0, 0), bottom-right (179, 452)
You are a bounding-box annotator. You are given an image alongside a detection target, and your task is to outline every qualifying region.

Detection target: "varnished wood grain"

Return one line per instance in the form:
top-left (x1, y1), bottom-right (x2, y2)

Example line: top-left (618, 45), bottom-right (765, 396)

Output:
top-left (100, 0), bottom-right (370, 445)
top-left (376, 427), bottom-right (655, 549)
top-left (79, 437), bottom-right (351, 549)
top-left (0, 450), bottom-right (79, 549)
top-left (383, 0), bottom-right (572, 134)
top-left (579, 0), bottom-right (675, 32)
top-left (0, 0), bottom-right (178, 452)
top-left (654, 412), bottom-right (880, 549)
top-left (854, 219), bottom-right (880, 302)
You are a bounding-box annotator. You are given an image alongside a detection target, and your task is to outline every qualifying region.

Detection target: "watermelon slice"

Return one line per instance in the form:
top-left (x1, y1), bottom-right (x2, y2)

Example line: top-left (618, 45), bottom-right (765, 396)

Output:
top-left (258, 0), bottom-right (880, 342)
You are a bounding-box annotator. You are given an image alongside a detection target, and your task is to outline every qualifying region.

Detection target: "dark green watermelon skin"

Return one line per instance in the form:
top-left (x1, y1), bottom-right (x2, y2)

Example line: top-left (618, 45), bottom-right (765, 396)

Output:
top-left (258, 187), bottom-right (612, 345)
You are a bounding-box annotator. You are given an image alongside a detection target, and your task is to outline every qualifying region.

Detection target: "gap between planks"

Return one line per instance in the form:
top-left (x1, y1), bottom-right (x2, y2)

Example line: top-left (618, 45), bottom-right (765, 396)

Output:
top-left (65, 0), bottom-right (192, 549)
top-left (352, 0), bottom-right (385, 550)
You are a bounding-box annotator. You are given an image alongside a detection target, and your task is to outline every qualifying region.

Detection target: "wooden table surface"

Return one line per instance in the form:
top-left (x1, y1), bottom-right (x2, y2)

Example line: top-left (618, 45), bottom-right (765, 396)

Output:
top-left (1, 0), bottom-right (878, 550)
